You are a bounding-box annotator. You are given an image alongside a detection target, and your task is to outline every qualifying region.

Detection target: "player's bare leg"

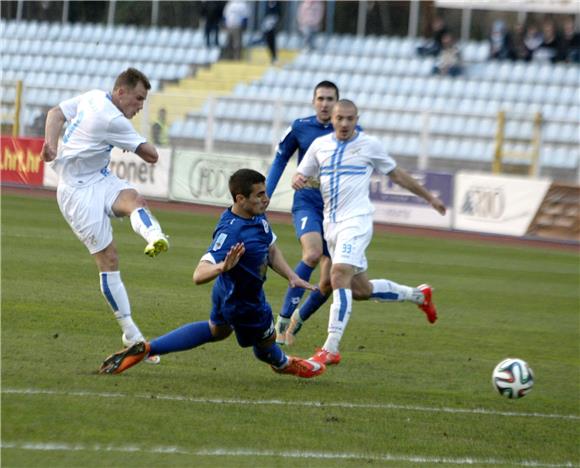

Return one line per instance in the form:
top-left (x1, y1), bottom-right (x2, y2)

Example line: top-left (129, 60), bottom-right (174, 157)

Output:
top-left (113, 189), bottom-right (169, 257)
top-left (95, 241), bottom-right (160, 364)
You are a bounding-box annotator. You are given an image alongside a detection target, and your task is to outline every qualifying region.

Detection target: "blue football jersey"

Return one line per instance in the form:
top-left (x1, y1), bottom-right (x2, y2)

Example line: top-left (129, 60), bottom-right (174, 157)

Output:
top-left (266, 115), bottom-right (334, 213)
top-left (205, 208), bottom-right (275, 314)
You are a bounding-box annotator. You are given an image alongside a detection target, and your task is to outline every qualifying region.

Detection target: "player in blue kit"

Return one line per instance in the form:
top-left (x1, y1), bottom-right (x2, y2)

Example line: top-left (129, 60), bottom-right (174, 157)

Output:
top-left (99, 169), bottom-right (326, 379)
top-left (266, 81), bottom-right (342, 346)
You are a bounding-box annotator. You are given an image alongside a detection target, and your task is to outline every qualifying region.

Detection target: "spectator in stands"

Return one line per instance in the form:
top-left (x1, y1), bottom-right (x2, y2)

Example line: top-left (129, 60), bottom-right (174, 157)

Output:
top-left (521, 23), bottom-right (544, 60)
top-left (535, 19), bottom-right (563, 63)
top-left (512, 22), bottom-right (533, 61)
top-left (432, 32), bottom-right (463, 77)
top-left (251, 1), bottom-right (281, 64)
top-left (40, 68), bottom-right (169, 364)
top-left (223, 0), bottom-right (249, 60)
top-left (201, 1), bottom-right (226, 48)
top-left (489, 19), bottom-right (515, 60)
top-left (417, 15), bottom-right (448, 57)
top-left (151, 107), bottom-right (168, 146)
top-left (561, 16), bottom-right (580, 63)
top-left (297, 0), bottom-right (324, 51)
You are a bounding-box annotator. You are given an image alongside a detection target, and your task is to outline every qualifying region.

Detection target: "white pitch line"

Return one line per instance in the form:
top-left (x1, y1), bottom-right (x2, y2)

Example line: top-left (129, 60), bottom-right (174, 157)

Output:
top-left (1, 442), bottom-right (576, 467)
top-left (3, 387), bottom-right (579, 421)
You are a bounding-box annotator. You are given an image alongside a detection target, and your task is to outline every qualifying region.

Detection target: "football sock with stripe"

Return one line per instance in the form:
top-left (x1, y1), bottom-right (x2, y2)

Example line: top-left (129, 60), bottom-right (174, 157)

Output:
top-left (130, 207), bottom-right (164, 244)
top-left (370, 279), bottom-right (424, 304)
top-left (280, 261), bottom-right (314, 318)
top-left (99, 271), bottom-right (143, 343)
top-left (149, 321), bottom-right (213, 356)
top-left (253, 342), bottom-right (288, 368)
top-left (323, 288), bottom-right (352, 353)
top-left (299, 289), bottom-right (330, 321)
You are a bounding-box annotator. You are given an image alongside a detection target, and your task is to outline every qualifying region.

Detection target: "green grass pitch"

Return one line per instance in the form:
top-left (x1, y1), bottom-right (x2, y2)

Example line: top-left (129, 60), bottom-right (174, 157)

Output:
top-left (2, 191), bottom-right (579, 467)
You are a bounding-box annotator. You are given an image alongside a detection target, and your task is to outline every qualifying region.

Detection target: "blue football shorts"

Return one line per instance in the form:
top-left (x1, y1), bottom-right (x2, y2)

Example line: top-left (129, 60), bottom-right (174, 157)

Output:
top-left (292, 208), bottom-right (330, 257)
top-left (210, 301), bottom-right (275, 348)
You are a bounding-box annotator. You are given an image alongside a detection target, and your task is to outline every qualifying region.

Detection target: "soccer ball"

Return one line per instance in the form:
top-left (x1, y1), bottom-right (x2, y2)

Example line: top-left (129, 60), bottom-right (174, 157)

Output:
top-left (492, 358), bottom-right (534, 399)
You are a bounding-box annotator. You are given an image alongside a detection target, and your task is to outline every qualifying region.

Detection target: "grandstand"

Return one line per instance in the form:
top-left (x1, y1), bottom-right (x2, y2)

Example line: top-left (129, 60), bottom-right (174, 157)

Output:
top-left (1, 14), bottom-right (578, 182)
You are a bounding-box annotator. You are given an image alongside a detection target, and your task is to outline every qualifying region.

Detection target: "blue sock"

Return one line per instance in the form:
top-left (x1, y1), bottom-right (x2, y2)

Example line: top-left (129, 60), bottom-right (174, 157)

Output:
top-left (299, 289), bottom-right (330, 321)
top-left (253, 342), bottom-right (287, 367)
top-left (280, 261), bottom-right (314, 318)
top-left (149, 321), bottom-right (213, 356)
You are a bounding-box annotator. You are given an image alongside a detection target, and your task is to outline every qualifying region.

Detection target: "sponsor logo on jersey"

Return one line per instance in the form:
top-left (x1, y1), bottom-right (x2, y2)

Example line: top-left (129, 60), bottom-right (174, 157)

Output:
top-left (212, 232), bottom-right (228, 251)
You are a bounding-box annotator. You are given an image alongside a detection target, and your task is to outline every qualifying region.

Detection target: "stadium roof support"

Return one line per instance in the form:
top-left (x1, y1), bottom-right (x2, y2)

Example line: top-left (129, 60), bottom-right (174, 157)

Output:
top-left (107, 0), bottom-right (116, 26)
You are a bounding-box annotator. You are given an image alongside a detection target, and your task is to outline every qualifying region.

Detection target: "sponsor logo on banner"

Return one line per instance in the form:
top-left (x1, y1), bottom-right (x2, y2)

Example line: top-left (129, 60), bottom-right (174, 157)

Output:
top-left (454, 172), bottom-right (551, 236)
top-left (188, 156), bottom-right (255, 200)
top-left (43, 147), bottom-right (170, 199)
top-left (460, 185), bottom-right (505, 219)
top-left (370, 171), bottom-right (453, 228)
top-left (0, 137), bottom-right (44, 186)
top-left (170, 151), bottom-right (274, 207)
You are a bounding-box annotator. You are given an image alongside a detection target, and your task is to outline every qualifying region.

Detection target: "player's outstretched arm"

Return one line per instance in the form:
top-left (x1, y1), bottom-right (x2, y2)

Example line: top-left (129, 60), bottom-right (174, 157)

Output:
top-left (41, 106), bottom-right (66, 162)
top-left (193, 242), bottom-right (245, 285)
top-left (388, 167), bottom-right (446, 215)
top-left (268, 243), bottom-right (317, 290)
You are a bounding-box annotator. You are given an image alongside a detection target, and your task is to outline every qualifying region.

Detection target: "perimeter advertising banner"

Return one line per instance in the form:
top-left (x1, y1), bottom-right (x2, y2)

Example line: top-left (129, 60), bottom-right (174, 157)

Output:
top-left (170, 150), bottom-right (294, 211)
top-left (454, 172), bottom-right (552, 236)
top-left (43, 147), bottom-right (171, 199)
top-left (370, 171), bottom-right (453, 228)
top-left (0, 136), bottom-right (44, 186)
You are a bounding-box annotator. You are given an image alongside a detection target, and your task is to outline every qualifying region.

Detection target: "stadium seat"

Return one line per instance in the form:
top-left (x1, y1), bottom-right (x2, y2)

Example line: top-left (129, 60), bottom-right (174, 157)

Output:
top-left (559, 85), bottom-right (577, 103)
top-left (563, 66), bottom-right (580, 87)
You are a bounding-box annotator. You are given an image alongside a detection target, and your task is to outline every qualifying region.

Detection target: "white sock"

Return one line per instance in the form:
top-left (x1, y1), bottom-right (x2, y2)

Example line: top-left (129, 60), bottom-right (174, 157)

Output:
top-left (323, 288), bottom-right (352, 353)
top-left (100, 271), bottom-right (143, 342)
top-left (370, 279), bottom-right (424, 304)
top-left (130, 207), bottom-right (163, 244)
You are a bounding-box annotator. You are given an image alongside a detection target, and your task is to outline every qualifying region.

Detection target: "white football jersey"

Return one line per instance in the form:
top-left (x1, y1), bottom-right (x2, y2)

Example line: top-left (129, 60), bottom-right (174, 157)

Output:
top-left (297, 131), bottom-right (396, 223)
top-left (50, 90), bottom-right (146, 187)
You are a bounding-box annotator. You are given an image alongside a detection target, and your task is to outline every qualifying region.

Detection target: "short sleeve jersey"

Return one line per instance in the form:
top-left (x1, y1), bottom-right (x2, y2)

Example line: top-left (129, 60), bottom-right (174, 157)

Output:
top-left (52, 89), bottom-right (146, 187)
top-left (298, 131), bottom-right (397, 223)
top-left (201, 208), bottom-right (277, 314)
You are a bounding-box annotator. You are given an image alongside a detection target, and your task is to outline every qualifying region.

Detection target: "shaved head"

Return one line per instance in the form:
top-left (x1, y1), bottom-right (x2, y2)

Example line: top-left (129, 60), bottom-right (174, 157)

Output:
top-left (331, 99), bottom-right (359, 141)
top-left (332, 99), bottom-right (358, 116)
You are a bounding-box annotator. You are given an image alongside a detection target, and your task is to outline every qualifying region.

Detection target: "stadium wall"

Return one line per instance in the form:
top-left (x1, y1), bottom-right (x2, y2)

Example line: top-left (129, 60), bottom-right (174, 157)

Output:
top-left (1, 136), bottom-right (578, 243)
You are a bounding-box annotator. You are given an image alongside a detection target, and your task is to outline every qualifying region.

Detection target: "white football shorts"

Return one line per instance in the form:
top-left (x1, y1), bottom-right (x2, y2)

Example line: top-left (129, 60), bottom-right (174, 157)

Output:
top-left (57, 174), bottom-right (134, 254)
top-left (324, 214), bottom-right (373, 273)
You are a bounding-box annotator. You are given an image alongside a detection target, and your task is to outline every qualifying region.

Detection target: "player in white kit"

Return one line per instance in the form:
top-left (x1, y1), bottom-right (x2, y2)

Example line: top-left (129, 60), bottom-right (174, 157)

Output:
top-left (292, 100), bottom-right (447, 366)
top-left (41, 68), bottom-right (168, 363)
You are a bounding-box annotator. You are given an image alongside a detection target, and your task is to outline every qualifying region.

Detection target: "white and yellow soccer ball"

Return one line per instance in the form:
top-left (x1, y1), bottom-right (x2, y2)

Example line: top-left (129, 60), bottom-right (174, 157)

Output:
top-left (492, 358), bottom-right (534, 399)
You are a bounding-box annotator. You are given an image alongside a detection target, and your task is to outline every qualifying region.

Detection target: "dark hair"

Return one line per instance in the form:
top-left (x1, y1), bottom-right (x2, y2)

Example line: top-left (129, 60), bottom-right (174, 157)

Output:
top-left (229, 169), bottom-right (265, 202)
top-left (114, 68), bottom-right (151, 91)
top-left (313, 80), bottom-right (339, 100)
